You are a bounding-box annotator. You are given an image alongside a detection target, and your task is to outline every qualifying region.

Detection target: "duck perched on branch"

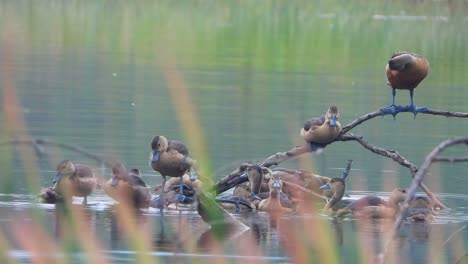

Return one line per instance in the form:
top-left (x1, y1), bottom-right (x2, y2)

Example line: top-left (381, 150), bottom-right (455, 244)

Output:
top-left (52, 160), bottom-right (98, 205)
top-left (381, 51), bottom-right (429, 117)
top-left (149, 135), bottom-right (197, 211)
top-left (301, 105), bottom-right (342, 151)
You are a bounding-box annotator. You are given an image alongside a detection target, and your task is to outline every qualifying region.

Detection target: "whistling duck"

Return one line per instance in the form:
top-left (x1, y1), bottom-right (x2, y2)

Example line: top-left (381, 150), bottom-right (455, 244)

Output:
top-left (52, 160), bottom-right (98, 205)
top-left (258, 173), bottom-right (293, 214)
top-left (381, 51), bottom-right (429, 117)
top-left (104, 163), bottom-right (151, 209)
top-left (319, 177), bottom-right (346, 215)
top-left (407, 196), bottom-right (434, 222)
top-left (149, 135), bottom-right (197, 211)
top-left (334, 188), bottom-right (407, 218)
top-left (301, 105), bottom-right (342, 151)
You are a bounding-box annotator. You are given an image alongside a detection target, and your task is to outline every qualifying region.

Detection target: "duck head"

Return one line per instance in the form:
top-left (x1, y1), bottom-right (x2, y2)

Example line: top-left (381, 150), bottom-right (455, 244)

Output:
top-left (389, 187), bottom-right (408, 204)
top-left (53, 160), bottom-right (75, 184)
top-left (320, 178), bottom-right (345, 198)
top-left (110, 162), bottom-right (128, 187)
top-left (325, 105), bottom-right (339, 127)
top-left (150, 135), bottom-right (169, 163)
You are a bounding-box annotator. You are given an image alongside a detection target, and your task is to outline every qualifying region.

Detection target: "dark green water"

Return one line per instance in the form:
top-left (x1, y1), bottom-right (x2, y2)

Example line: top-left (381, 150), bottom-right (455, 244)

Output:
top-left (0, 1), bottom-right (468, 263)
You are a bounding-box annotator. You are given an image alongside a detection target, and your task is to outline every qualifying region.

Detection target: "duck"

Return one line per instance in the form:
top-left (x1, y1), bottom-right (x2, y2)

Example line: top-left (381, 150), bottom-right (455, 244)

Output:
top-left (149, 135), bottom-right (197, 210)
top-left (217, 165), bottom-right (272, 211)
top-left (300, 105), bottom-right (342, 151)
top-left (381, 51), bottom-right (429, 116)
top-left (319, 177), bottom-right (346, 215)
top-left (272, 168), bottom-right (333, 199)
top-left (407, 196), bottom-right (434, 222)
top-left (52, 160), bottom-right (98, 205)
top-left (103, 163), bottom-right (151, 209)
top-left (257, 173), bottom-right (293, 214)
top-left (334, 188), bottom-right (407, 218)
top-left (38, 186), bottom-right (61, 204)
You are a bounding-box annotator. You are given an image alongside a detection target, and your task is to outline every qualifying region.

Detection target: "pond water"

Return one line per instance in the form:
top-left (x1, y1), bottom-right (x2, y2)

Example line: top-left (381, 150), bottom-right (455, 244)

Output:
top-left (1, 1), bottom-right (468, 263)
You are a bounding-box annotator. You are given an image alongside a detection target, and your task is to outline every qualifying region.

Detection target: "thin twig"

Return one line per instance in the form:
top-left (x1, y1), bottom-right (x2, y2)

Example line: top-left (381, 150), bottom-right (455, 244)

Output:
top-left (380, 136), bottom-right (468, 264)
top-left (0, 138), bottom-right (114, 167)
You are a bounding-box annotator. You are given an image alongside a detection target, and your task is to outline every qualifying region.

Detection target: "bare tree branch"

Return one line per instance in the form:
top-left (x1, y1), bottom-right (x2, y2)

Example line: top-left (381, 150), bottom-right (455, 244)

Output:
top-left (341, 108), bottom-right (468, 134)
top-left (434, 157), bottom-right (468, 163)
top-left (380, 136), bottom-right (468, 264)
top-left (0, 138), bottom-right (114, 167)
top-left (337, 133), bottom-right (446, 209)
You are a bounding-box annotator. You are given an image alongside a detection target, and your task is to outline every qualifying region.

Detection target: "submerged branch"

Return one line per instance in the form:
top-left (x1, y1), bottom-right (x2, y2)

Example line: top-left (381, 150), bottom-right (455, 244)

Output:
top-left (381, 136), bottom-right (468, 264)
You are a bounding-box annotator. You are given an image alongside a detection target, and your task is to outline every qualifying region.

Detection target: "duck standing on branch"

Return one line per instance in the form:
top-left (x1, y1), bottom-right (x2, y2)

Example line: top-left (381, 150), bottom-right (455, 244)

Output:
top-left (301, 105), bottom-right (342, 152)
top-left (52, 160), bottom-right (98, 205)
top-left (149, 135), bottom-right (197, 211)
top-left (381, 51), bottom-right (429, 117)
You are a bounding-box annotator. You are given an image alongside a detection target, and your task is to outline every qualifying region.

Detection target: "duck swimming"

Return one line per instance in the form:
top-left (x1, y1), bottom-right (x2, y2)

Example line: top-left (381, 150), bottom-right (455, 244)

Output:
top-left (381, 51), bottom-right (429, 117)
top-left (52, 160), bottom-right (98, 205)
top-left (301, 105), bottom-right (342, 151)
top-left (407, 196), bottom-right (434, 222)
top-left (104, 163), bottom-right (151, 209)
top-left (334, 188), bottom-right (407, 218)
top-left (319, 177), bottom-right (346, 215)
top-left (149, 135), bottom-right (197, 211)
top-left (258, 173), bottom-right (293, 214)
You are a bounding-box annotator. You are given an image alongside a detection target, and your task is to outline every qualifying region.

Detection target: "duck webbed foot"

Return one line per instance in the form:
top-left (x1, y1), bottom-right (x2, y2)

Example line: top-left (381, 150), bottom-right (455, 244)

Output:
top-left (216, 197), bottom-right (253, 212)
top-left (166, 184), bottom-right (194, 195)
top-left (167, 192), bottom-right (192, 205)
top-left (381, 104), bottom-right (429, 118)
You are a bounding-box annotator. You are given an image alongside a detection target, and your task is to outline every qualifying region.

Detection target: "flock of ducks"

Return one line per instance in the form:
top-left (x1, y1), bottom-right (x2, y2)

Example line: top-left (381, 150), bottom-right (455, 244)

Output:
top-left (39, 51), bottom-right (434, 222)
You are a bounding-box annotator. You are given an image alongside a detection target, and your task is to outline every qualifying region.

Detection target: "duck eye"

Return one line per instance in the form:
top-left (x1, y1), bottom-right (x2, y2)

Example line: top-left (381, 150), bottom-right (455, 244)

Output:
top-left (401, 189), bottom-right (407, 193)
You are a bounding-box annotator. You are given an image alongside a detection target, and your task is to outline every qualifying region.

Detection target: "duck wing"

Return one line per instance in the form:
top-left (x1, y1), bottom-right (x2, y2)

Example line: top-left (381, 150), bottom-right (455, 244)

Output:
top-left (128, 175), bottom-right (147, 187)
top-left (303, 116), bottom-right (325, 131)
top-left (167, 140), bottom-right (189, 156)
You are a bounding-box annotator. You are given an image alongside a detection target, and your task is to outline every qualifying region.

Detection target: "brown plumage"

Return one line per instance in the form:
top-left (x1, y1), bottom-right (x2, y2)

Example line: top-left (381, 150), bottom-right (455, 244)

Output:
top-left (272, 168), bottom-right (333, 199)
top-left (52, 160), bottom-right (98, 205)
top-left (258, 173), bottom-right (293, 214)
top-left (300, 105), bottom-right (341, 151)
top-left (104, 163), bottom-right (151, 209)
top-left (385, 51), bottom-right (429, 109)
top-left (407, 196), bottom-right (434, 222)
top-left (149, 135), bottom-right (197, 210)
top-left (320, 178), bottom-right (346, 215)
top-left (334, 188), bottom-right (407, 218)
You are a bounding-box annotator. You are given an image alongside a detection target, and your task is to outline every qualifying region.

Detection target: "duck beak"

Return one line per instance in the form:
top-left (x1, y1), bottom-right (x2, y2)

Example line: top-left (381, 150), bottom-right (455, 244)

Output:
top-left (250, 193), bottom-right (262, 201)
top-left (52, 173), bottom-right (62, 184)
top-left (189, 170), bottom-right (198, 181)
top-left (329, 115), bottom-right (337, 127)
top-left (151, 150), bottom-right (160, 163)
top-left (273, 179), bottom-right (281, 189)
top-left (110, 176), bottom-right (119, 187)
top-left (320, 183), bottom-right (331, 190)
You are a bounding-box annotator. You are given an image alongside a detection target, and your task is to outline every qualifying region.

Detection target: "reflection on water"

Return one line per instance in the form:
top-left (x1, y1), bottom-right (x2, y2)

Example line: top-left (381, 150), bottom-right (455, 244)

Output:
top-left (1, 192), bottom-right (467, 263)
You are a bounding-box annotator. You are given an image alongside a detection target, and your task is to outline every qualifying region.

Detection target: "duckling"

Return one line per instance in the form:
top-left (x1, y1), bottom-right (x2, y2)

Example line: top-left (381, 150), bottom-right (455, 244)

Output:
top-left (319, 178), bottom-right (346, 215)
top-left (258, 173), bottom-right (293, 214)
top-left (407, 196), bottom-right (434, 222)
top-left (334, 188), bottom-right (407, 218)
top-left (149, 135), bottom-right (197, 210)
top-left (301, 105), bottom-right (342, 151)
top-left (52, 160), bottom-right (97, 205)
top-left (381, 51), bottom-right (429, 117)
top-left (104, 163), bottom-right (151, 209)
